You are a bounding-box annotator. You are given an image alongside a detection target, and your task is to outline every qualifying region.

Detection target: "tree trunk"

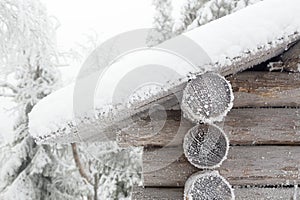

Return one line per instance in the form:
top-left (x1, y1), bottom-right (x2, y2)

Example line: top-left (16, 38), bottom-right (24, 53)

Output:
top-left (93, 174), bottom-right (99, 200)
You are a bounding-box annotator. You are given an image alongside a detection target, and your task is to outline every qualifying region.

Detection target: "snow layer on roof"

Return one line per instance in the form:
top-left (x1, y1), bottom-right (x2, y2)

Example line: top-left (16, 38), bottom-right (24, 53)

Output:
top-left (29, 0), bottom-right (300, 142)
top-left (185, 0), bottom-right (300, 66)
top-left (29, 50), bottom-right (197, 140)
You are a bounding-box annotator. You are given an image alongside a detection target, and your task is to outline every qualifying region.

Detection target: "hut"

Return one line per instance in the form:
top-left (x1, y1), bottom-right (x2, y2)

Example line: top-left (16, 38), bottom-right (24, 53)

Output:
top-left (28, 0), bottom-right (300, 199)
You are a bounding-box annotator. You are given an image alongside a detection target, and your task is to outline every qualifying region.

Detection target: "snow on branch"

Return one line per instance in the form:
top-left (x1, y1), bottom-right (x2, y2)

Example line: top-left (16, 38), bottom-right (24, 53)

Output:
top-left (0, 81), bottom-right (18, 94)
top-left (0, 93), bottom-right (15, 98)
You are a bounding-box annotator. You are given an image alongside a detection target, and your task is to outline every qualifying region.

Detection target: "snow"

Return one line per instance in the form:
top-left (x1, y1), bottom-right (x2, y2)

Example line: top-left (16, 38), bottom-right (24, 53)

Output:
top-left (0, 97), bottom-right (17, 144)
top-left (29, 49), bottom-right (197, 141)
top-left (29, 0), bottom-right (300, 143)
top-left (294, 184), bottom-right (298, 200)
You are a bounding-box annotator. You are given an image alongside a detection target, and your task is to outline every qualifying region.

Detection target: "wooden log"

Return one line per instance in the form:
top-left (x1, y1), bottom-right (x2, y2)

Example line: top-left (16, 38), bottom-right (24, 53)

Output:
top-left (181, 72), bottom-right (233, 123)
top-left (143, 146), bottom-right (300, 187)
top-left (228, 72), bottom-right (300, 107)
top-left (281, 41), bottom-right (300, 72)
top-left (118, 108), bottom-right (300, 147)
top-left (132, 186), bottom-right (300, 200)
top-left (183, 124), bottom-right (229, 169)
top-left (184, 171), bottom-right (234, 200)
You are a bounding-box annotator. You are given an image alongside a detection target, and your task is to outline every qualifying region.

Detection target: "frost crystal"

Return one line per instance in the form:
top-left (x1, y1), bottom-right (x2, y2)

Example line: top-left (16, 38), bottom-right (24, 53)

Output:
top-left (183, 124), bottom-right (229, 169)
top-left (184, 171), bottom-right (234, 200)
top-left (181, 72), bottom-right (234, 124)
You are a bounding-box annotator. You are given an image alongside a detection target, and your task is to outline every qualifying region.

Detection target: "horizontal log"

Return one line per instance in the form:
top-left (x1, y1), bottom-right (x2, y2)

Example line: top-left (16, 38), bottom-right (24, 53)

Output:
top-left (281, 41), bottom-right (300, 72)
top-left (143, 146), bottom-right (300, 187)
top-left (228, 72), bottom-right (300, 107)
top-left (132, 186), bottom-right (300, 200)
top-left (118, 108), bottom-right (300, 147)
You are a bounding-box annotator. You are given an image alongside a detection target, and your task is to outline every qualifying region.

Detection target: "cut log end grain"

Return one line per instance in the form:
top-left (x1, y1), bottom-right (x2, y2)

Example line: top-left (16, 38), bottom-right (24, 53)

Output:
top-left (183, 124), bottom-right (229, 169)
top-left (184, 171), bottom-right (234, 200)
top-left (181, 72), bottom-right (234, 124)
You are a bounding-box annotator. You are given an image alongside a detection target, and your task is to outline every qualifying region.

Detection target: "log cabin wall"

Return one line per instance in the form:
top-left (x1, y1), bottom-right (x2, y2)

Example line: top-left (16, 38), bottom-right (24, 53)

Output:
top-left (120, 70), bottom-right (300, 199)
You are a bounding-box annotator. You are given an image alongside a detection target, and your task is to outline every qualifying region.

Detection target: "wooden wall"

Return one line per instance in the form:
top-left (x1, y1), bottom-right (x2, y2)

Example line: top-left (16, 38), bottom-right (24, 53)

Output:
top-left (118, 71), bottom-right (300, 199)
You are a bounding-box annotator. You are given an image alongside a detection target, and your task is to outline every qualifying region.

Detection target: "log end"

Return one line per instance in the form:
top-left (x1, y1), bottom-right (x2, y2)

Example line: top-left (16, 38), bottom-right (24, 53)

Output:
top-left (184, 171), bottom-right (234, 200)
top-left (183, 124), bottom-right (229, 169)
top-left (181, 72), bottom-right (234, 124)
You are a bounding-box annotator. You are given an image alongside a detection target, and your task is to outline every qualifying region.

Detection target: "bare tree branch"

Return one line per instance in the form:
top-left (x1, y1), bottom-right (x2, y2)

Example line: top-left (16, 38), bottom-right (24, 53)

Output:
top-left (71, 143), bottom-right (93, 185)
top-left (0, 81), bottom-right (18, 93)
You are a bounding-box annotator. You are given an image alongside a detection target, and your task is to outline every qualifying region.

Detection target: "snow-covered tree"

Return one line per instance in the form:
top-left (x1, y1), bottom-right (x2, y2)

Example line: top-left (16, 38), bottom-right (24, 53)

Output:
top-left (186, 0), bottom-right (235, 30)
top-left (71, 142), bottom-right (142, 200)
top-left (174, 0), bottom-right (209, 35)
top-left (0, 0), bottom-right (142, 199)
top-left (0, 1), bottom-right (86, 199)
top-left (68, 32), bottom-right (143, 200)
top-left (147, 0), bottom-right (174, 46)
top-left (175, 0), bottom-right (262, 34)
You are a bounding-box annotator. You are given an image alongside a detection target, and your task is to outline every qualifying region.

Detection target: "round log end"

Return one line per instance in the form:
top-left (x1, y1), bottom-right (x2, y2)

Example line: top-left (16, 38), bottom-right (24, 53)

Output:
top-left (184, 171), bottom-right (235, 200)
top-left (181, 72), bottom-right (234, 124)
top-left (183, 124), bottom-right (229, 169)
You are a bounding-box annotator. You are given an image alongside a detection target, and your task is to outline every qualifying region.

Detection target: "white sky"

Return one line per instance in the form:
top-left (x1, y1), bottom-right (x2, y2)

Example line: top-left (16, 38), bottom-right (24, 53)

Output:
top-left (40, 0), bottom-right (185, 84)
top-left (42, 0), bottom-right (185, 51)
top-left (42, 0), bottom-right (154, 50)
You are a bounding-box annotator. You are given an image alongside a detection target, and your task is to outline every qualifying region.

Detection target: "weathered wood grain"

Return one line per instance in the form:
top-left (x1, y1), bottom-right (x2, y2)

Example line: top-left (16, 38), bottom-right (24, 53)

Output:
top-left (228, 72), bottom-right (300, 107)
top-left (183, 124), bottom-right (229, 169)
top-left (281, 40), bottom-right (300, 72)
top-left (143, 146), bottom-right (300, 187)
top-left (224, 108), bottom-right (300, 145)
top-left (181, 72), bottom-right (233, 123)
top-left (118, 108), bottom-right (300, 147)
top-left (132, 186), bottom-right (300, 200)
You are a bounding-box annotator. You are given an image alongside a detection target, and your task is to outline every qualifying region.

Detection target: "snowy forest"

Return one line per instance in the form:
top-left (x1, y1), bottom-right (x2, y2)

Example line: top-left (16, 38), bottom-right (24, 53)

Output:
top-left (0, 0), bottom-right (282, 199)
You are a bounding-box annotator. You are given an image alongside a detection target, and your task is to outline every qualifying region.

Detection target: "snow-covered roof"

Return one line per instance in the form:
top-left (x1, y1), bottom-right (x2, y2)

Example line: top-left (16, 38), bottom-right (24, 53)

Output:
top-left (29, 0), bottom-right (300, 144)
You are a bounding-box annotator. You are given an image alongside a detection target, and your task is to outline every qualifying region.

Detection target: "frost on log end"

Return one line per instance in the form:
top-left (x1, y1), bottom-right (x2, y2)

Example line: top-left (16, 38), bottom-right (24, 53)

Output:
top-left (183, 124), bottom-right (229, 169)
top-left (181, 72), bottom-right (233, 124)
top-left (184, 171), bottom-right (234, 200)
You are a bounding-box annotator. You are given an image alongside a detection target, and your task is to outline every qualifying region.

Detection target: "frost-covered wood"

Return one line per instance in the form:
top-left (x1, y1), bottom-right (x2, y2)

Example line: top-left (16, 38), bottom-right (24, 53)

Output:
top-left (183, 124), bottom-right (229, 169)
top-left (184, 171), bottom-right (234, 200)
top-left (228, 72), bottom-right (300, 107)
top-left (132, 186), bottom-right (300, 200)
top-left (143, 146), bottom-right (300, 187)
top-left (181, 72), bottom-right (233, 123)
top-left (29, 0), bottom-right (300, 143)
top-left (118, 108), bottom-right (300, 147)
top-left (280, 41), bottom-right (300, 72)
